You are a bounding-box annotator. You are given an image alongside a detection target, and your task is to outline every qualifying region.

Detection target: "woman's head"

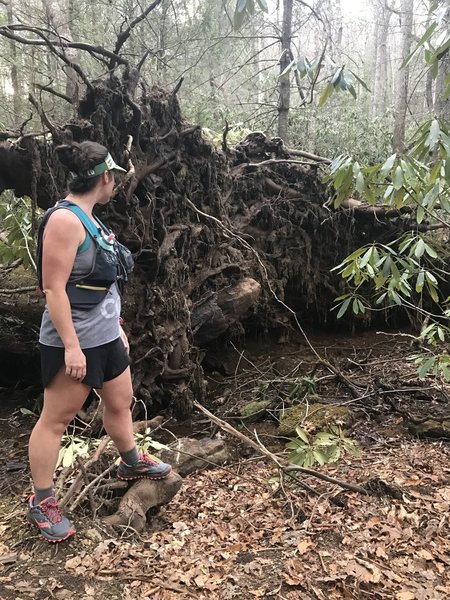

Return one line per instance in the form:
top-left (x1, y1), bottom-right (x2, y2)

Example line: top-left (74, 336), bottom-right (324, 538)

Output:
top-left (55, 141), bottom-right (125, 197)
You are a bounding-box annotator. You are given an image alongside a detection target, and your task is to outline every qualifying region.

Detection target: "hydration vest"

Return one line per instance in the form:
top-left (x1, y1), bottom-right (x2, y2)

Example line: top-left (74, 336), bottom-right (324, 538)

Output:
top-left (36, 200), bottom-right (133, 310)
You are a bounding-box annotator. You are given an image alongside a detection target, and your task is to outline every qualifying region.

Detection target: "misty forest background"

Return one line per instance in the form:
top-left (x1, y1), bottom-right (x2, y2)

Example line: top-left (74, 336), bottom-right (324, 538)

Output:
top-left (0, 0), bottom-right (447, 165)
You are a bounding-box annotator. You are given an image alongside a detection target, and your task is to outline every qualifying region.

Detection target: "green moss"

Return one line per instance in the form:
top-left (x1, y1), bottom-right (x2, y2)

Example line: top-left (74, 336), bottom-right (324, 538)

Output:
top-left (240, 400), bottom-right (272, 421)
top-left (278, 402), bottom-right (353, 437)
top-left (408, 419), bottom-right (450, 439)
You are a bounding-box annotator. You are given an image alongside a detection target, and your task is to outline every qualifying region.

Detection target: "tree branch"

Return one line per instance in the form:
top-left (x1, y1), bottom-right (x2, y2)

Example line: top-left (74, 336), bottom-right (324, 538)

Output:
top-left (194, 400), bottom-right (368, 495)
top-left (28, 93), bottom-right (56, 135)
top-left (0, 25), bottom-right (128, 66)
top-left (110, 0), bottom-right (163, 70)
top-left (36, 83), bottom-right (73, 104)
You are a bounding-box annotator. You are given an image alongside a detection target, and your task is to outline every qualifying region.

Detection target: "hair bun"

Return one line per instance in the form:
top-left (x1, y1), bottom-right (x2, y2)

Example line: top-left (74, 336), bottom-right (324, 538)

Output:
top-left (55, 143), bottom-right (85, 173)
top-left (55, 141), bottom-right (108, 177)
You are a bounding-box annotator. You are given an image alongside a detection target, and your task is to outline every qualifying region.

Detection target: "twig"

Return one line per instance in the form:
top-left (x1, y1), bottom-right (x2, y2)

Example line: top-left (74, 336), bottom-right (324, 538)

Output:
top-left (68, 464), bottom-right (116, 512)
top-left (36, 83), bottom-right (73, 104)
top-left (59, 435), bottom-right (111, 508)
top-left (0, 285), bottom-right (36, 294)
top-left (28, 93), bottom-right (56, 135)
top-left (171, 77), bottom-right (184, 96)
top-left (286, 148), bottom-right (331, 164)
top-left (244, 159), bottom-right (319, 167)
top-left (194, 400), bottom-right (368, 496)
top-left (222, 120), bottom-right (230, 153)
top-left (0, 25), bottom-right (128, 65)
top-left (76, 456), bottom-right (97, 517)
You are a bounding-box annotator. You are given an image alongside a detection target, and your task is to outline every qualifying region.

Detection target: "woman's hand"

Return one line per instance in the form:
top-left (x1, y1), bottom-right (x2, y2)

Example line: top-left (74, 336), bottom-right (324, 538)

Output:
top-left (120, 326), bottom-right (129, 354)
top-left (65, 346), bottom-right (87, 381)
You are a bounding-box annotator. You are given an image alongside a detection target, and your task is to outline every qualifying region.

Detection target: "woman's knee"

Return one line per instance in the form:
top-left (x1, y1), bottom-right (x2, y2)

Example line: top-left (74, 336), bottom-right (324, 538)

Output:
top-left (103, 399), bottom-right (132, 417)
top-left (38, 411), bottom-right (77, 434)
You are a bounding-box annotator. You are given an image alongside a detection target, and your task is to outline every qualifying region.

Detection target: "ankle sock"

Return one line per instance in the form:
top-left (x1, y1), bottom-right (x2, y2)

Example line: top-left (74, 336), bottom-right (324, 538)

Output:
top-left (34, 486), bottom-right (54, 505)
top-left (120, 447), bottom-right (140, 466)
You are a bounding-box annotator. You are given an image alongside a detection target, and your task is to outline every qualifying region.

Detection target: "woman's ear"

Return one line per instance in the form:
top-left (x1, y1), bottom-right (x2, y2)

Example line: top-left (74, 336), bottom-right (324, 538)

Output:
top-left (102, 171), bottom-right (113, 184)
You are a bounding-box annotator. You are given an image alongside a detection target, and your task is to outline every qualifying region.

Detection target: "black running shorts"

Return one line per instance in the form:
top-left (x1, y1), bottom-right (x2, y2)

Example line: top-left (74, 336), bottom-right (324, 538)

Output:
top-left (40, 337), bottom-right (130, 389)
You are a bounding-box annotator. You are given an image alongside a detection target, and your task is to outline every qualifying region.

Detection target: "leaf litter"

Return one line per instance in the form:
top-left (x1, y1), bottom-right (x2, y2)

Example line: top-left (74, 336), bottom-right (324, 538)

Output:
top-left (0, 437), bottom-right (449, 599)
top-left (1, 334), bottom-right (450, 599)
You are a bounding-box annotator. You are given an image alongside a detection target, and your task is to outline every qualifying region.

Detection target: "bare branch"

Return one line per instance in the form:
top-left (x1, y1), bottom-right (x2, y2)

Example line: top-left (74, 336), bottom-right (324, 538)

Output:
top-left (0, 25), bottom-right (128, 66)
top-left (28, 93), bottom-right (56, 135)
top-left (36, 83), bottom-right (73, 104)
top-left (0, 25), bottom-right (94, 92)
top-left (110, 0), bottom-right (163, 70)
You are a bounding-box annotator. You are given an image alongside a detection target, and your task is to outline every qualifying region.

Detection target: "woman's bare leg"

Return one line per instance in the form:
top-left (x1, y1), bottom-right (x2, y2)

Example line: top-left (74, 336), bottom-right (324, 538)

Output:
top-left (29, 368), bottom-right (91, 489)
top-left (98, 366), bottom-right (135, 452)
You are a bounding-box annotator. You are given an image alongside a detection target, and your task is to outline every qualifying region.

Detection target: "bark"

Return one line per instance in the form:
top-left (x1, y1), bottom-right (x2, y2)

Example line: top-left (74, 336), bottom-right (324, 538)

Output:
top-left (434, 8), bottom-right (450, 122)
top-left (393, 0), bottom-right (414, 152)
top-left (7, 1), bottom-right (21, 126)
top-left (191, 278), bottom-right (261, 345)
top-left (41, 0), bottom-right (85, 104)
top-left (371, 0), bottom-right (392, 119)
top-left (278, 0), bottom-right (293, 142)
top-left (159, 438), bottom-right (231, 476)
top-left (328, 0), bottom-right (343, 59)
top-left (102, 472), bottom-right (182, 531)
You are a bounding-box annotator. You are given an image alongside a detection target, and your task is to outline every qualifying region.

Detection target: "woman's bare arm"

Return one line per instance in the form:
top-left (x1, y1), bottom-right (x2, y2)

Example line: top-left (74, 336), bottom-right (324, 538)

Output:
top-left (42, 209), bottom-right (87, 380)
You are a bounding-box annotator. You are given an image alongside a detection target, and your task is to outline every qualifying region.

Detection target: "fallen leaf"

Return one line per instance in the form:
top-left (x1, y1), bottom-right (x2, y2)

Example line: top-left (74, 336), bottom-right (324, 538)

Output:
top-left (417, 549), bottom-right (434, 561)
top-left (297, 538), bottom-right (314, 554)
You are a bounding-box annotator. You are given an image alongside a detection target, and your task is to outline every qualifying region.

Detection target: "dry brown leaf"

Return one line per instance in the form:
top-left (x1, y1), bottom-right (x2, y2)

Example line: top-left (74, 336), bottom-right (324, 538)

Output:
top-left (284, 575), bottom-right (302, 587)
top-left (227, 543), bottom-right (245, 552)
top-left (297, 538), bottom-right (314, 555)
top-left (416, 549), bottom-right (434, 561)
top-left (84, 584), bottom-right (96, 596)
top-left (65, 556), bottom-right (82, 570)
top-left (249, 588), bottom-right (267, 597)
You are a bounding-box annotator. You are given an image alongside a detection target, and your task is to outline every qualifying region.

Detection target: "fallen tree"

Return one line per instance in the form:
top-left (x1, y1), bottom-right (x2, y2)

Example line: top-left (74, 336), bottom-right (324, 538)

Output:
top-left (0, 79), bottom-right (429, 414)
top-left (0, 22), bottom-right (429, 417)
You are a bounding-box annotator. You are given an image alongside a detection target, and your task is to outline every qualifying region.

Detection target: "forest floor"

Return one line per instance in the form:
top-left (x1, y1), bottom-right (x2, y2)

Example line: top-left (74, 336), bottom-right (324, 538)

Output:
top-left (1, 330), bottom-right (450, 600)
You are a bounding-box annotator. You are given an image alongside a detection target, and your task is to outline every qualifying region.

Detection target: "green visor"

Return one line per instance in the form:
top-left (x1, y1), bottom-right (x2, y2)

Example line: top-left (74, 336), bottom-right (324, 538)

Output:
top-left (76, 152), bottom-right (127, 178)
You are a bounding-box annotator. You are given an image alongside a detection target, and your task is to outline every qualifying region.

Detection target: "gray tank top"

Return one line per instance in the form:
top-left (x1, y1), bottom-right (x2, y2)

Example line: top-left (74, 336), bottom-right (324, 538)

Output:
top-left (39, 237), bottom-right (121, 349)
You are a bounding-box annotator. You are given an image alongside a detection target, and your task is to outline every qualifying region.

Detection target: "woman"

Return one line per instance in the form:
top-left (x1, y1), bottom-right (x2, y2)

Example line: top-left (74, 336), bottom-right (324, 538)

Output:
top-left (28, 141), bottom-right (171, 543)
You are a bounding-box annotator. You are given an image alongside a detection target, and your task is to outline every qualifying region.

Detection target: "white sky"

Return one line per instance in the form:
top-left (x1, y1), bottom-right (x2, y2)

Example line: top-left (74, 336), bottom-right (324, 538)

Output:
top-left (340, 0), bottom-right (371, 18)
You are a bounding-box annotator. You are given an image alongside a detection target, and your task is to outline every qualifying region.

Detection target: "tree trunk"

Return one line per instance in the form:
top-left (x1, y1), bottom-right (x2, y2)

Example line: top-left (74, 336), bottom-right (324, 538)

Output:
top-left (329, 0), bottom-right (343, 59)
top-left (434, 7), bottom-right (450, 122)
top-left (393, 0), bottom-right (414, 152)
top-left (6, 1), bottom-right (21, 126)
top-left (371, 0), bottom-right (392, 119)
top-left (41, 0), bottom-right (85, 104)
top-left (277, 0), bottom-right (293, 142)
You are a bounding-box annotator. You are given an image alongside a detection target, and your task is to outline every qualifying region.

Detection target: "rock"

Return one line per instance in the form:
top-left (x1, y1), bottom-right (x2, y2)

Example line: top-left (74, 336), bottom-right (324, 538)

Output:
top-left (160, 437), bottom-right (231, 476)
top-left (239, 400), bottom-right (272, 422)
top-left (278, 402), bottom-right (353, 437)
top-left (408, 419), bottom-right (450, 439)
top-left (84, 528), bottom-right (103, 543)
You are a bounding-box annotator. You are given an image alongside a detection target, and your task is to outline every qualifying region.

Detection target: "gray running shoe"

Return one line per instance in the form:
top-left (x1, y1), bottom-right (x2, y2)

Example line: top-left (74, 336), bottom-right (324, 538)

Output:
top-left (27, 495), bottom-right (75, 543)
top-left (117, 453), bottom-right (172, 481)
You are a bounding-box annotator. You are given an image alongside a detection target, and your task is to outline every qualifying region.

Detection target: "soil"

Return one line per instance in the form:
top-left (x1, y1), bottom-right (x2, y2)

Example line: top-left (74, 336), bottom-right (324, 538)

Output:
top-left (1, 331), bottom-right (450, 599)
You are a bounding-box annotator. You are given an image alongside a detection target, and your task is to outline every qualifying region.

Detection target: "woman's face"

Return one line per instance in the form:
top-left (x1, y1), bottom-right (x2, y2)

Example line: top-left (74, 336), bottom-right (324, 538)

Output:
top-left (97, 171), bottom-right (115, 204)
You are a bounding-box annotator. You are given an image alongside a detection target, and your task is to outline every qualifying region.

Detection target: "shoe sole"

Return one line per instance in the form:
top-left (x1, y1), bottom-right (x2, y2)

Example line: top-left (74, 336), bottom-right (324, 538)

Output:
top-left (118, 468), bottom-right (172, 481)
top-left (27, 517), bottom-right (76, 543)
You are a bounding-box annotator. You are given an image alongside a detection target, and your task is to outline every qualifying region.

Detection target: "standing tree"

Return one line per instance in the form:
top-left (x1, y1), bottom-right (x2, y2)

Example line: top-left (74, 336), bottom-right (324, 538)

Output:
top-left (393, 0), bottom-right (414, 152)
top-left (371, 0), bottom-right (393, 119)
top-left (278, 0), bottom-right (293, 141)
